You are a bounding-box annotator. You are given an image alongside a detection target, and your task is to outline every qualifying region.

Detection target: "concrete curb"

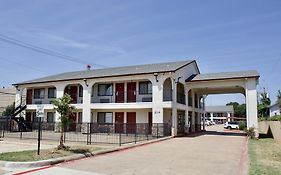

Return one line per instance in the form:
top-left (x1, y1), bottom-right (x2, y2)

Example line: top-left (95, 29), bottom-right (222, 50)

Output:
top-left (2, 136), bottom-right (173, 169)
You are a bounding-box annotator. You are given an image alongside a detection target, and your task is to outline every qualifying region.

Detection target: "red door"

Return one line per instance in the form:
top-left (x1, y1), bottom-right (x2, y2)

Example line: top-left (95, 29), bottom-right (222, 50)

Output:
top-left (115, 83), bottom-right (124, 103)
top-left (127, 82), bottom-right (136, 102)
top-left (69, 113), bottom-right (77, 131)
top-left (115, 112), bottom-right (124, 133)
top-left (148, 112), bottom-right (152, 134)
top-left (26, 89), bottom-right (33, 105)
top-left (66, 86), bottom-right (78, 104)
top-left (127, 112), bottom-right (136, 134)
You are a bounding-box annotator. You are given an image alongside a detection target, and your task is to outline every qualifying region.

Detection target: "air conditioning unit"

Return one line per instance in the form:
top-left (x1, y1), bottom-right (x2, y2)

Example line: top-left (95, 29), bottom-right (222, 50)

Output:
top-left (34, 100), bottom-right (43, 104)
top-left (142, 97), bottom-right (152, 102)
top-left (100, 98), bottom-right (110, 103)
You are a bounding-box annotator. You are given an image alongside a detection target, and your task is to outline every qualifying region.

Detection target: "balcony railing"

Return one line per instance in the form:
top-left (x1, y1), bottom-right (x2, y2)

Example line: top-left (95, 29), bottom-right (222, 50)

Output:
top-left (26, 95), bottom-right (83, 105)
top-left (91, 90), bottom-right (152, 103)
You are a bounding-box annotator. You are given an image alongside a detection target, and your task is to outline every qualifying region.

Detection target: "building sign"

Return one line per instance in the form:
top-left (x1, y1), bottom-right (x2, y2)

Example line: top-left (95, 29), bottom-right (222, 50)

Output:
top-left (36, 105), bottom-right (44, 118)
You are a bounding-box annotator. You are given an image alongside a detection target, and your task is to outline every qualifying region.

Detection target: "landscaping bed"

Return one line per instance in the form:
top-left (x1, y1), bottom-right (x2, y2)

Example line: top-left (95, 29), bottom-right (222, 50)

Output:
top-left (249, 136), bottom-right (281, 175)
top-left (0, 146), bottom-right (104, 162)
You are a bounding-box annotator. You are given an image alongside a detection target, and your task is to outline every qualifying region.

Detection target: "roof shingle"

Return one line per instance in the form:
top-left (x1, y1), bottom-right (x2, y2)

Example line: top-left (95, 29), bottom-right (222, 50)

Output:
top-left (15, 60), bottom-right (195, 85)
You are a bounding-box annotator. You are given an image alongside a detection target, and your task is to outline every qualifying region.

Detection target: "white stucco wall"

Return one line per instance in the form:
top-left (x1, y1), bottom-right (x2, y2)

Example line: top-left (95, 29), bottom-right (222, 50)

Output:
top-left (270, 104), bottom-right (280, 117)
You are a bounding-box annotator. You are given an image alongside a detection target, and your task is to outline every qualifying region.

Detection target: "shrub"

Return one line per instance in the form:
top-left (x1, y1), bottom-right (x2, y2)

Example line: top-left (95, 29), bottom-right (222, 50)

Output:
top-left (245, 127), bottom-right (256, 139)
top-left (238, 122), bottom-right (246, 130)
top-left (268, 115), bottom-right (281, 121)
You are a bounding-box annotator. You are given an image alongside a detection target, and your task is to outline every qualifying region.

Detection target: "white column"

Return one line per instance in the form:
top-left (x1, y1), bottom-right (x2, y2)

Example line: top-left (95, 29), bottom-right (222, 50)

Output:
top-left (227, 112), bottom-right (231, 122)
top-left (245, 78), bottom-right (258, 136)
top-left (54, 84), bottom-right (65, 122)
top-left (15, 87), bottom-right (22, 107)
top-left (152, 78), bottom-right (164, 123)
top-left (171, 79), bottom-right (177, 136)
top-left (191, 90), bottom-right (195, 132)
top-left (82, 84), bottom-right (91, 123)
top-left (210, 112), bottom-right (214, 122)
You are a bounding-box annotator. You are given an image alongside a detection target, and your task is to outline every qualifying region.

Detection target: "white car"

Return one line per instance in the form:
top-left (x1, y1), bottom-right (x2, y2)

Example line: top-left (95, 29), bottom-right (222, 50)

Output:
top-left (224, 122), bottom-right (239, 129)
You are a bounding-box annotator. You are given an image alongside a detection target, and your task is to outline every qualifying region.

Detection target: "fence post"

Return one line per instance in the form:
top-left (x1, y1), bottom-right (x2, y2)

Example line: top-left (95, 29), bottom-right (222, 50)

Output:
top-left (157, 123), bottom-right (159, 139)
top-left (119, 124), bottom-right (121, 146)
top-left (146, 124), bottom-right (149, 141)
top-left (89, 123), bottom-right (92, 145)
top-left (86, 123), bottom-right (89, 145)
top-left (134, 124), bottom-right (137, 144)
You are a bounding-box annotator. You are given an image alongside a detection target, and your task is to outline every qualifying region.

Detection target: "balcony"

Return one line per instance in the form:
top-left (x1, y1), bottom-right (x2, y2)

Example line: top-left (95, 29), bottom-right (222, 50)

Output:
top-left (26, 87), bottom-right (57, 105)
top-left (91, 90), bottom-right (152, 103)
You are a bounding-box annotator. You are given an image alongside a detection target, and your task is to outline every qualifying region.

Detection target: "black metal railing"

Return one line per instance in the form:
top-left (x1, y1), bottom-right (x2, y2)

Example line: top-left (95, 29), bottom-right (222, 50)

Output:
top-left (0, 121), bottom-right (172, 145)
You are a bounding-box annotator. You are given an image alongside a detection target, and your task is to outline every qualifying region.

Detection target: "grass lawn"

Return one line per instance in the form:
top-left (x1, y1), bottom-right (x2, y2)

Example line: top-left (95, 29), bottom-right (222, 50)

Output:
top-left (0, 145), bottom-right (104, 162)
top-left (249, 136), bottom-right (281, 175)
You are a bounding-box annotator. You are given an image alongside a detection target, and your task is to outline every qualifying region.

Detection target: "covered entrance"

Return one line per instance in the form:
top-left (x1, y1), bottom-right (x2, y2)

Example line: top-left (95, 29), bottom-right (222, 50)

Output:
top-left (185, 70), bottom-right (259, 135)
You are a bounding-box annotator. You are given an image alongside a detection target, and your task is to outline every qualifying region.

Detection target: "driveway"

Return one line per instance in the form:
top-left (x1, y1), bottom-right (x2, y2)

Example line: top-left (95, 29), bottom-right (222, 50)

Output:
top-left (6, 125), bottom-right (247, 175)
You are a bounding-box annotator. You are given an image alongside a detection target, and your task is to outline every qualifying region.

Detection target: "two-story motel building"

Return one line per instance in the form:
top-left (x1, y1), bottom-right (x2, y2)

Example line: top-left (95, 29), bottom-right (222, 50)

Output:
top-left (13, 60), bottom-right (260, 136)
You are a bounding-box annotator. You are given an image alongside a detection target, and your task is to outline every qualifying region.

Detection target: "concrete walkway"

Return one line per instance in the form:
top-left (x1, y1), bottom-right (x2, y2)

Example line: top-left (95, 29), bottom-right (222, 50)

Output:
top-left (9, 125), bottom-right (246, 175)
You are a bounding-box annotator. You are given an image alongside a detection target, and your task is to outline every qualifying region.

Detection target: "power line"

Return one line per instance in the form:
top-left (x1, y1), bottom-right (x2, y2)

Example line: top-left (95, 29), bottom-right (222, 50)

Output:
top-left (0, 56), bottom-right (51, 74)
top-left (0, 33), bottom-right (108, 68)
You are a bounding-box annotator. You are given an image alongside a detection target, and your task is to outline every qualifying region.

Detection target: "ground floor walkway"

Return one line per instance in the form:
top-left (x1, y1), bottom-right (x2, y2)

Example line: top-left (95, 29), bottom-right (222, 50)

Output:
top-left (6, 125), bottom-right (247, 175)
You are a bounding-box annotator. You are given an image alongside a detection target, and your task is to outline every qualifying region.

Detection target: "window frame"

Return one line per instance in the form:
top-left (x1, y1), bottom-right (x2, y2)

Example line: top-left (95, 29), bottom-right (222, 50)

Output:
top-left (78, 112), bottom-right (83, 124)
top-left (48, 87), bottom-right (56, 98)
top-left (97, 112), bottom-right (113, 124)
top-left (34, 88), bottom-right (45, 99)
top-left (98, 84), bottom-right (113, 96)
top-left (139, 81), bottom-right (152, 95)
top-left (47, 112), bottom-right (55, 123)
top-left (78, 85), bottom-right (83, 97)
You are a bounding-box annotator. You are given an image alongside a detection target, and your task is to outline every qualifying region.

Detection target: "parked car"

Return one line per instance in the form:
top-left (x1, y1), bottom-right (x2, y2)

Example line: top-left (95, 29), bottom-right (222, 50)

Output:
top-left (224, 121), bottom-right (239, 129)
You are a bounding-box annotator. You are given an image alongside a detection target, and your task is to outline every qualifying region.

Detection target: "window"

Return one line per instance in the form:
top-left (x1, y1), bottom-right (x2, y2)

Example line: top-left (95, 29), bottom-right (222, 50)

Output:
top-left (78, 112), bottom-right (83, 124)
top-left (48, 88), bottom-right (56, 98)
top-left (47, 112), bottom-right (55, 123)
top-left (79, 85), bottom-right (83, 97)
top-left (139, 81), bottom-right (152, 94)
top-left (34, 88), bottom-right (45, 99)
top-left (98, 84), bottom-right (113, 96)
top-left (97, 112), bottom-right (113, 123)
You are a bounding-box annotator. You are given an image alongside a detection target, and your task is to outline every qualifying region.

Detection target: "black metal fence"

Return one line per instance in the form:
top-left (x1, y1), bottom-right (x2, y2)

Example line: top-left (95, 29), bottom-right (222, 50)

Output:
top-left (0, 121), bottom-right (171, 145)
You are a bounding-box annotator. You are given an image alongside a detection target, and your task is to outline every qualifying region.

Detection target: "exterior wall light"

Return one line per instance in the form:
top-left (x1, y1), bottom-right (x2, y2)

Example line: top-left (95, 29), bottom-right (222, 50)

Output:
top-left (83, 79), bottom-right (89, 87)
top-left (15, 85), bottom-right (20, 91)
top-left (154, 73), bottom-right (159, 82)
top-left (174, 77), bottom-right (181, 84)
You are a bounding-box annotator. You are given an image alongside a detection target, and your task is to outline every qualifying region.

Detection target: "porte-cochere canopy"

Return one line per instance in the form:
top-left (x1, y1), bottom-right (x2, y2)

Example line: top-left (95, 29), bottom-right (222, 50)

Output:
top-left (186, 70), bottom-right (259, 132)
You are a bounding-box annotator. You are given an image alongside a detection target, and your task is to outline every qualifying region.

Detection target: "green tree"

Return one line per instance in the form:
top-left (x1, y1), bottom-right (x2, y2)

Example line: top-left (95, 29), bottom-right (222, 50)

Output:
top-left (2, 103), bottom-right (15, 116)
top-left (226, 102), bottom-right (246, 117)
top-left (258, 90), bottom-right (271, 118)
top-left (52, 94), bottom-right (76, 149)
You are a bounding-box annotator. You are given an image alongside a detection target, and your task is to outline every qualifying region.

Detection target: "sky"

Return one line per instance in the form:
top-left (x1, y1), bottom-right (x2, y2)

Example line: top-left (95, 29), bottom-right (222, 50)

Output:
top-left (0, 0), bottom-right (280, 105)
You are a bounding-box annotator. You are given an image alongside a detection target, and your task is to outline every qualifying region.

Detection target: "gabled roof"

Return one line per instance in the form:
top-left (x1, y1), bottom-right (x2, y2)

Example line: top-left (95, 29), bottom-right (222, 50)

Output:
top-left (186, 70), bottom-right (259, 82)
top-left (15, 60), bottom-right (197, 85)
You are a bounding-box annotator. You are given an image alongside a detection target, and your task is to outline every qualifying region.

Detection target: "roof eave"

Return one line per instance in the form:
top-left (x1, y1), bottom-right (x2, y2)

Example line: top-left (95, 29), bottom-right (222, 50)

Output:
top-left (186, 75), bottom-right (260, 83)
